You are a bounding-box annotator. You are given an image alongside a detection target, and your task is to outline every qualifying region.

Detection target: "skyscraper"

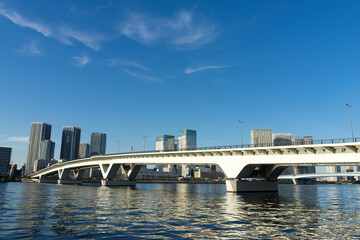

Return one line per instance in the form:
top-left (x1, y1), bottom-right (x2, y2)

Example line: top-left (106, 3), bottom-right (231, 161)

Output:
top-left (0, 147), bottom-right (11, 177)
top-left (156, 135), bottom-right (175, 151)
top-left (26, 122), bottom-right (52, 175)
top-left (40, 140), bottom-right (55, 161)
top-left (79, 143), bottom-right (90, 158)
top-left (326, 166), bottom-right (341, 182)
top-left (292, 136), bottom-right (313, 145)
top-left (178, 129), bottom-right (197, 151)
top-left (90, 133), bottom-right (106, 156)
top-left (251, 129), bottom-right (272, 147)
top-left (272, 133), bottom-right (292, 146)
top-left (60, 126), bottom-right (81, 161)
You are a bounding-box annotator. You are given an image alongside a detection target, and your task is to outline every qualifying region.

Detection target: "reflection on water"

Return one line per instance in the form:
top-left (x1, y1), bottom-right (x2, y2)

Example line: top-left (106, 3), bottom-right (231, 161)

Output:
top-left (0, 182), bottom-right (360, 239)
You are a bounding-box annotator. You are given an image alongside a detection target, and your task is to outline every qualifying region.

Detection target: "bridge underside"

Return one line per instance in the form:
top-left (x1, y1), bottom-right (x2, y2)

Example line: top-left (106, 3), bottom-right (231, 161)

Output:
top-left (35, 163), bottom-right (142, 186)
top-left (30, 141), bottom-right (360, 192)
top-left (33, 162), bottom-right (297, 192)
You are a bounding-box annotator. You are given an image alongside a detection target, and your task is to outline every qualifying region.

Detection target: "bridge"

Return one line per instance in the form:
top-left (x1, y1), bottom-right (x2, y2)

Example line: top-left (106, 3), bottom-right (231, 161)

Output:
top-left (29, 137), bottom-right (360, 192)
top-left (279, 172), bottom-right (360, 180)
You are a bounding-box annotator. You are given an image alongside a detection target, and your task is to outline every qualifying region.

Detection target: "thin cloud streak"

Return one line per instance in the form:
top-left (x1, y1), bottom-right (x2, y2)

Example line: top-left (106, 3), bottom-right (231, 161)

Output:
top-left (72, 56), bottom-right (91, 67)
top-left (0, 6), bottom-right (106, 51)
top-left (123, 69), bottom-right (161, 83)
top-left (0, 7), bottom-right (51, 36)
top-left (6, 137), bottom-right (29, 143)
top-left (185, 65), bottom-right (230, 74)
top-left (119, 10), bottom-right (218, 49)
top-left (108, 59), bottom-right (150, 71)
top-left (58, 26), bottom-right (106, 51)
top-left (16, 42), bottom-right (42, 55)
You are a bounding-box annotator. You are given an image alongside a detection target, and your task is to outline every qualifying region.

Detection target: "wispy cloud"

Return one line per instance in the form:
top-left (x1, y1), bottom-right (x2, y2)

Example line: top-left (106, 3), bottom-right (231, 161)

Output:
top-left (123, 69), bottom-right (161, 83)
top-left (0, 6), bottom-right (106, 51)
top-left (185, 65), bottom-right (230, 74)
top-left (58, 26), bottom-right (106, 51)
top-left (16, 42), bottom-right (42, 55)
top-left (72, 56), bottom-right (91, 67)
top-left (6, 137), bottom-right (29, 143)
top-left (119, 10), bottom-right (218, 50)
top-left (108, 59), bottom-right (150, 71)
top-left (0, 7), bottom-right (51, 37)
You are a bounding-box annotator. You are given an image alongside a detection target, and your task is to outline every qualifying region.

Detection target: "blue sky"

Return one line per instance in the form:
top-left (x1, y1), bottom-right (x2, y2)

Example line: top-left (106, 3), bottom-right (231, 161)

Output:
top-left (0, 0), bottom-right (360, 166)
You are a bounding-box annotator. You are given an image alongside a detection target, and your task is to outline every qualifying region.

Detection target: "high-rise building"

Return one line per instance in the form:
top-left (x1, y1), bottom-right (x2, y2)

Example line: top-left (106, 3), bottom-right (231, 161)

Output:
top-left (26, 122), bottom-right (52, 175)
top-left (251, 129), bottom-right (272, 147)
top-left (326, 166), bottom-right (341, 182)
top-left (39, 140), bottom-right (55, 161)
top-left (156, 135), bottom-right (175, 151)
top-left (33, 159), bottom-right (57, 172)
top-left (79, 143), bottom-right (90, 158)
top-left (292, 136), bottom-right (313, 145)
top-left (0, 147), bottom-right (11, 177)
top-left (90, 133), bottom-right (106, 156)
top-left (60, 126), bottom-right (81, 161)
top-left (272, 133), bottom-right (292, 146)
top-left (178, 129), bottom-right (197, 151)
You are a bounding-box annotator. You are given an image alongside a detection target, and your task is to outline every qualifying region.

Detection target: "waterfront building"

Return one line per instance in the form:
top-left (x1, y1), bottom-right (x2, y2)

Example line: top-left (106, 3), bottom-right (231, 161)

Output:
top-left (33, 159), bottom-right (58, 172)
top-left (177, 129), bottom-right (197, 177)
top-left (251, 129), bottom-right (272, 147)
top-left (26, 122), bottom-right (52, 175)
top-left (60, 126), bottom-right (81, 161)
top-left (39, 140), bottom-right (55, 161)
top-left (272, 133), bottom-right (292, 146)
top-left (0, 147), bottom-right (11, 177)
top-left (178, 129), bottom-right (197, 150)
top-left (90, 133), bottom-right (106, 156)
top-left (79, 143), bottom-right (90, 158)
top-left (292, 136), bottom-right (313, 145)
top-left (156, 135), bottom-right (175, 151)
top-left (326, 166), bottom-right (342, 182)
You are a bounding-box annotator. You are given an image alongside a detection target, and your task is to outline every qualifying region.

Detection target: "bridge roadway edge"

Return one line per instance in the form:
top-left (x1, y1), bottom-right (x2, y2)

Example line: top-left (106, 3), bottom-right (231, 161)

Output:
top-left (29, 141), bottom-right (360, 192)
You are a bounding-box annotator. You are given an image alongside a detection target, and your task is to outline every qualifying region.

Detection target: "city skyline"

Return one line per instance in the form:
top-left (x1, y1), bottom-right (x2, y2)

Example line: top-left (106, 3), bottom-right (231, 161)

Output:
top-left (1, 0), bottom-right (359, 166)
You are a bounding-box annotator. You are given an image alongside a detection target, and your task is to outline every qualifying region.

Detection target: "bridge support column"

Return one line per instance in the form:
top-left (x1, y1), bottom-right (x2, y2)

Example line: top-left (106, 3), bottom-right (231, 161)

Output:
top-left (38, 175), bottom-right (57, 184)
top-left (225, 179), bottom-right (278, 192)
top-left (57, 179), bottom-right (83, 184)
top-left (101, 180), bottom-right (136, 186)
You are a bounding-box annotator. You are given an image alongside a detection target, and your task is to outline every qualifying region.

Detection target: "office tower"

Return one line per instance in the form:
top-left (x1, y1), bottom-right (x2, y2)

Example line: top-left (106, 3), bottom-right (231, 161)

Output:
top-left (60, 126), bottom-right (81, 161)
top-left (272, 133), bottom-right (292, 146)
top-left (79, 143), bottom-right (90, 158)
top-left (178, 129), bottom-right (197, 151)
top-left (156, 135), bottom-right (175, 151)
top-left (326, 166), bottom-right (341, 182)
top-left (90, 133), bottom-right (106, 156)
top-left (292, 136), bottom-right (313, 145)
top-left (40, 140), bottom-right (55, 161)
top-left (0, 147), bottom-right (11, 177)
top-left (26, 122), bottom-right (52, 175)
top-left (251, 129), bottom-right (272, 147)
top-left (33, 159), bottom-right (57, 172)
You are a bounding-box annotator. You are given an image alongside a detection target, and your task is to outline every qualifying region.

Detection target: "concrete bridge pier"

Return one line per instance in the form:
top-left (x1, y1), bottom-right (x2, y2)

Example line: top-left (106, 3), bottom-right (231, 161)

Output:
top-left (57, 168), bottom-right (83, 185)
top-left (225, 179), bottom-right (278, 192)
top-left (100, 163), bottom-right (142, 186)
top-left (221, 164), bottom-right (284, 192)
top-left (38, 175), bottom-right (58, 184)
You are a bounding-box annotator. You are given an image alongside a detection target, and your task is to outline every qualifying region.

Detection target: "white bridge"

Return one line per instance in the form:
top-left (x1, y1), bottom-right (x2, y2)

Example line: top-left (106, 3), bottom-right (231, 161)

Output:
top-left (29, 139), bottom-right (360, 192)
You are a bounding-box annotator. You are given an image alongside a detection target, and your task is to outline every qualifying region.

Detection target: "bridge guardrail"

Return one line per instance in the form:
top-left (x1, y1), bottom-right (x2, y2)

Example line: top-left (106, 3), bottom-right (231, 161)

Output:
top-left (88, 137), bottom-right (359, 158)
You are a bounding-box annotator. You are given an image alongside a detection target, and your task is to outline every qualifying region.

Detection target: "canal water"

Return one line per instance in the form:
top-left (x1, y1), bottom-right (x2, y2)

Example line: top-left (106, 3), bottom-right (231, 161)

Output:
top-left (1, 182), bottom-right (360, 239)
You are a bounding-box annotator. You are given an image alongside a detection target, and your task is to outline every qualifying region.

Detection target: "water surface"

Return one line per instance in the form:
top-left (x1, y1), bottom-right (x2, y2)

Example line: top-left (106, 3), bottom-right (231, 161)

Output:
top-left (1, 182), bottom-right (360, 239)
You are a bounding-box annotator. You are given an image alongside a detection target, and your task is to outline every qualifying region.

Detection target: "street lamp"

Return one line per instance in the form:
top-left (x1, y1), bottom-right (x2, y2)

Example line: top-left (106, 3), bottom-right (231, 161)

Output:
top-left (238, 120), bottom-right (244, 146)
top-left (117, 141), bottom-right (121, 153)
top-left (346, 104), bottom-right (354, 141)
top-left (143, 136), bottom-right (147, 151)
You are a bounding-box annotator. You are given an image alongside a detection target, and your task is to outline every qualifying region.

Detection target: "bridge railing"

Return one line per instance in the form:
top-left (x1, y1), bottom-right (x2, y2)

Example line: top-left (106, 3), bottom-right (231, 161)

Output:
top-left (95, 137), bottom-right (359, 157)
